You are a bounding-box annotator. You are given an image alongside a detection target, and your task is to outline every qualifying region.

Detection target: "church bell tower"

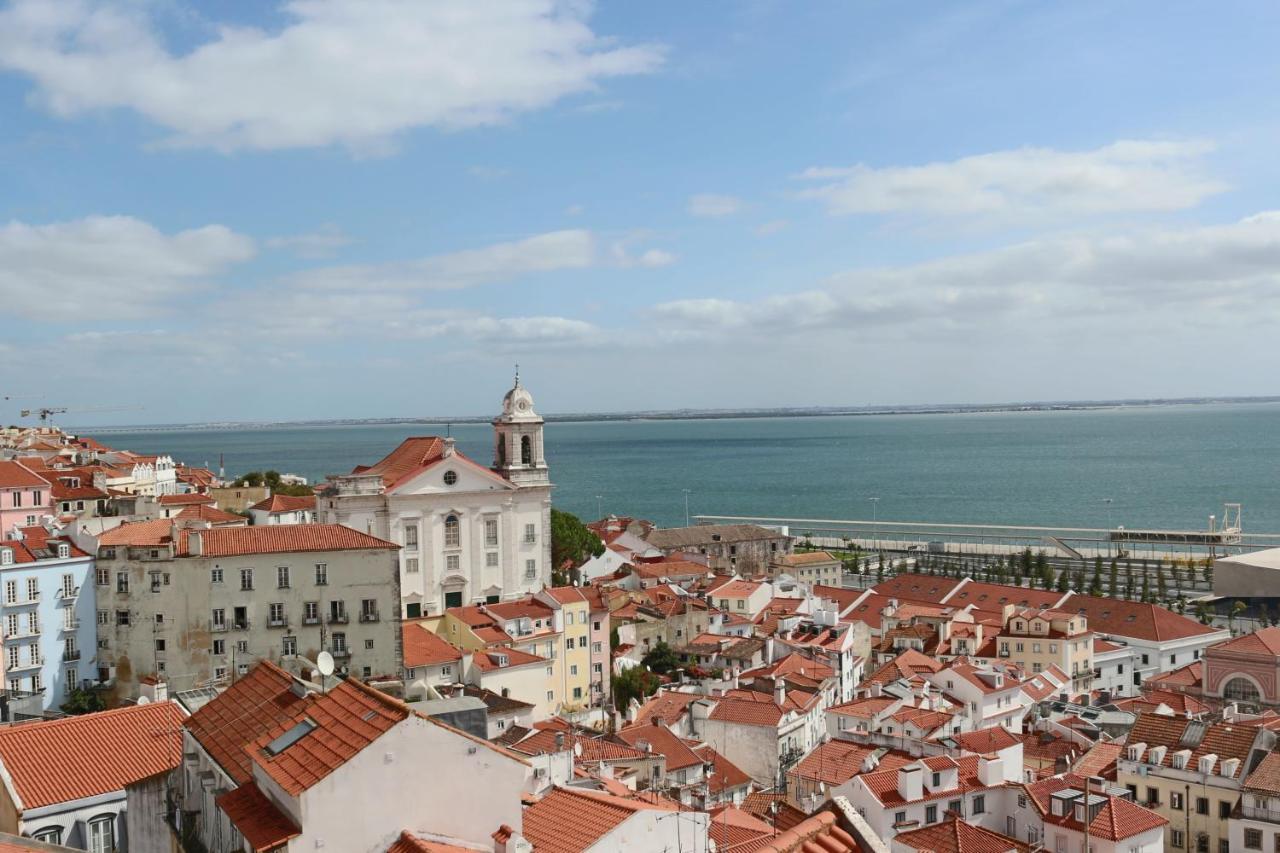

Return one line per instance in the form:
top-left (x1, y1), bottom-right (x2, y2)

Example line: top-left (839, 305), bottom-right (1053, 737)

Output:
top-left (493, 370), bottom-right (549, 487)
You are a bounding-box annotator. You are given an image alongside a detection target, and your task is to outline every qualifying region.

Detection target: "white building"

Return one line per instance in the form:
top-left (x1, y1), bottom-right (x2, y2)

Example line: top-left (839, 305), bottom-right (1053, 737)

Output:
top-left (1229, 752), bottom-right (1280, 853)
top-left (248, 494), bottom-right (317, 526)
top-left (320, 378), bottom-right (552, 617)
top-left (0, 526), bottom-right (98, 709)
top-left (925, 661), bottom-right (1031, 733)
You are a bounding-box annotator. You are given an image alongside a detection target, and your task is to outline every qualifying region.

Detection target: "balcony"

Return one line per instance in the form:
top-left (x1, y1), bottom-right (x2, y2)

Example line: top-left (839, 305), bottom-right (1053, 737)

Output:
top-left (328, 614), bottom-right (349, 625)
top-left (331, 648), bottom-right (351, 659)
top-left (359, 612), bottom-right (379, 623)
top-left (210, 622), bottom-right (229, 633)
top-left (267, 617), bottom-right (289, 629)
top-left (57, 586), bottom-right (78, 602)
top-left (60, 619), bottom-right (80, 632)
top-left (8, 657), bottom-right (43, 671)
top-left (63, 650), bottom-right (81, 663)
top-left (233, 620), bottom-right (251, 631)
top-left (302, 615), bottom-right (321, 626)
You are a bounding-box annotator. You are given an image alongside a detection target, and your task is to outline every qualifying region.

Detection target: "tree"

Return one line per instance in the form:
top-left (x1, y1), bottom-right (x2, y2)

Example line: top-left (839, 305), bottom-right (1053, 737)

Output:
top-left (610, 626), bottom-right (621, 650)
top-left (1107, 559), bottom-right (1118, 597)
top-left (613, 664), bottom-right (660, 709)
top-left (1156, 564), bottom-right (1167, 602)
top-left (550, 508), bottom-right (604, 585)
top-left (1231, 600), bottom-right (1247, 634)
top-left (231, 470), bottom-right (312, 496)
top-left (1194, 601), bottom-right (1211, 625)
top-left (641, 640), bottom-right (681, 675)
top-left (61, 687), bottom-right (106, 716)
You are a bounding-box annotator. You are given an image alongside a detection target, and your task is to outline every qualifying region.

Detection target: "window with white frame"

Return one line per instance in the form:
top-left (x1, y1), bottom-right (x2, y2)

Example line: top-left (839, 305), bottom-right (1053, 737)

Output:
top-left (315, 563), bottom-right (328, 585)
top-left (283, 636), bottom-right (297, 656)
top-left (277, 566), bottom-right (290, 589)
top-left (89, 814), bottom-right (116, 853)
top-left (239, 568), bottom-right (253, 590)
top-left (524, 523), bottom-right (536, 544)
top-left (405, 558), bottom-right (419, 573)
top-left (525, 559), bottom-right (537, 578)
top-left (444, 515), bottom-right (460, 548)
top-left (26, 578), bottom-right (38, 600)
top-left (485, 519), bottom-right (499, 547)
top-left (486, 552), bottom-right (498, 567)
top-left (404, 524), bottom-right (418, 547)
top-left (446, 555), bottom-right (460, 573)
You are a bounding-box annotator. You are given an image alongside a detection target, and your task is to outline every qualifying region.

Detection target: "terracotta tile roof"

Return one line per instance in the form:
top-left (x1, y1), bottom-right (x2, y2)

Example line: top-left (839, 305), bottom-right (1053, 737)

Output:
top-left (871, 573), bottom-right (966, 604)
top-left (713, 579), bottom-right (766, 599)
top-left (728, 810), bottom-right (858, 853)
top-left (1060, 594), bottom-right (1220, 642)
top-left (0, 702), bottom-right (184, 810)
top-left (215, 782), bottom-right (301, 852)
top-left (1127, 711), bottom-right (1261, 778)
top-left (158, 493), bottom-right (215, 506)
top-left (1147, 661), bottom-right (1203, 689)
top-left (521, 785), bottom-right (676, 853)
top-left (632, 690), bottom-right (709, 727)
top-left (472, 646), bottom-right (545, 671)
top-left (1017, 731), bottom-right (1080, 763)
top-left (175, 504), bottom-right (245, 524)
top-left (98, 518), bottom-right (178, 547)
top-left (895, 814), bottom-right (1029, 853)
top-left (250, 493), bottom-right (317, 513)
top-left (386, 831), bottom-right (479, 853)
top-left (1072, 741), bottom-right (1124, 780)
top-left (631, 560), bottom-right (711, 580)
top-left (939, 661), bottom-right (1021, 696)
top-left (707, 805), bottom-right (775, 848)
top-left (403, 623), bottom-right (464, 668)
top-left (772, 551), bottom-right (839, 566)
top-left (865, 648), bottom-right (944, 685)
top-left (742, 653), bottom-right (834, 682)
top-left (858, 755), bottom-right (989, 806)
top-left (251, 679), bottom-right (409, 796)
top-left (196, 523), bottom-right (397, 557)
top-left (740, 792), bottom-right (808, 831)
top-left (615, 722), bottom-right (703, 770)
top-left (828, 696), bottom-right (898, 717)
top-left (541, 585), bottom-right (589, 604)
top-left (709, 694), bottom-right (791, 728)
top-left (1037, 785), bottom-right (1168, 841)
top-left (1244, 752), bottom-right (1280, 794)
top-left (1211, 626), bottom-right (1280, 655)
top-left (351, 436), bottom-right (445, 488)
top-left (948, 726), bottom-right (1021, 755)
top-left (510, 729), bottom-right (648, 763)
top-left (1112, 690), bottom-right (1209, 717)
top-left (0, 461), bottom-right (50, 490)
top-left (184, 661), bottom-right (310, 784)
top-left (790, 740), bottom-right (912, 786)
top-left (889, 707), bottom-right (955, 733)
top-left (694, 744), bottom-right (752, 794)
top-left (1093, 638), bottom-right (1125, 653)
top-left (50, 482), bottom-right (107, 501)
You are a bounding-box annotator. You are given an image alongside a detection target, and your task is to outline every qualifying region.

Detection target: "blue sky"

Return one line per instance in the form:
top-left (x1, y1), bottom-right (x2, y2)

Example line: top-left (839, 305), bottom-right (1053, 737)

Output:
top-left (2, 0), bottom-right (1279, 425)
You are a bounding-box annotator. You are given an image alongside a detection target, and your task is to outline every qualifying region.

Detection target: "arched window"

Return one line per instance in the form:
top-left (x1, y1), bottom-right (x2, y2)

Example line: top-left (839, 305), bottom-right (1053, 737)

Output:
top-left (444, 515), bottom-right (460, 548)
top-left (497, 437), bottom-right (507, 467)
top-left (521, 435), bottom-right (533, 466)
top-left (1224, 676), bottom-right (1261, 704)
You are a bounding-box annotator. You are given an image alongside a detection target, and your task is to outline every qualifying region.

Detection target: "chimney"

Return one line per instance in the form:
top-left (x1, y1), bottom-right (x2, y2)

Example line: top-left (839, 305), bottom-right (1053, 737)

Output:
top-left (774, 679), bottom-right (786, 708)
top-left (871, 682), bottom-right (883, 697)
top-left (187, 530), bottom-right (202, 556)
top-left (977, 756), bottom-right (1003, 786)
top-left (765, 637), bottom-right (776, 664)
top-left (443, 436), bottom-right (456, 457)
top-left (897, 766), bottom-right (923, 801)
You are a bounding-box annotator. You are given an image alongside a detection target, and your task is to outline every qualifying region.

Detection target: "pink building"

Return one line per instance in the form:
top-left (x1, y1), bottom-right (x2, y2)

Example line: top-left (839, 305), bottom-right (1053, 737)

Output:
top-left (0, 461), bottom-right (52, 537)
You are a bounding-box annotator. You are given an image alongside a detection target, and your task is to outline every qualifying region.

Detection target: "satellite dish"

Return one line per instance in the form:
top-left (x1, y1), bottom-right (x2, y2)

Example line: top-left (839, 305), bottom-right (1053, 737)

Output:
top-left (316, 651), bottom-right (335, 677)
top-left (136, 695), bottom-right (151, 705)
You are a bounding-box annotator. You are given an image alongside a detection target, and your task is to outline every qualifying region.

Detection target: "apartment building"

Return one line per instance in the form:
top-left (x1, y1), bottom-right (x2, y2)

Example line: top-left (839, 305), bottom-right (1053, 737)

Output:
top-left (536, 585), bottom-right (611, 707)
top-left (0, 526), bottom-right (97, 709)
top-left (645, 523), bottom-right (792, 574)
top-left (769, 551), bottom-right (843, 589)
top-left (992, 607), bottom-right (1093, 691)
top-left (94, 520), bottom-right (401, 700)
top-left (1116, 712), bottom-right (1274, 853)
top-left (0, 461), bottom-right (51, 537)
top-left (1229, 752), bottom-right (1280, 853)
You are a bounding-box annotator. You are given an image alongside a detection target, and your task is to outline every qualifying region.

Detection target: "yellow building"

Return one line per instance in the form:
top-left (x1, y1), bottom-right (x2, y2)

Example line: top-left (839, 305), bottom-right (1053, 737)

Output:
top-left (1116, 712), bottom-right (1273, 853)
top-left (995, 607), bottom-right (1093, 692)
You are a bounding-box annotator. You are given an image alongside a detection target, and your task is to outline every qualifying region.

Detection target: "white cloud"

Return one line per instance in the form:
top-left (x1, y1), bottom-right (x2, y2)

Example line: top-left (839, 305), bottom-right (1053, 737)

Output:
top-left (288, 229), bottom-right (595, 291)
top-left (797, 140), bottom-right (1226, 220)
top-left (0, 215), bottom-right (254, 319)
top-left (754, 219), bottom-right (788, 236)
top-left (688, 194), bottom-right (744, 217)
top-left (636, 248), bottom-right (677, 268)
top-left (609, 238), bottom-right (677, 268)
top-left (653, 212), bottom-right (1280, 335)
top-left (0, 0), bottom-right (664, 152)
top-left (265, 224), bottom-right (351, 259)
top-left (468, 166), bottom-right (511, 180)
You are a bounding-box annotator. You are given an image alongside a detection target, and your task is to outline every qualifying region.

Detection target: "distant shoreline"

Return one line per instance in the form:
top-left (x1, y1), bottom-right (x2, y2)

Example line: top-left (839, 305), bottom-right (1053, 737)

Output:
top-left (67, 395), bottom-right (1280, 433)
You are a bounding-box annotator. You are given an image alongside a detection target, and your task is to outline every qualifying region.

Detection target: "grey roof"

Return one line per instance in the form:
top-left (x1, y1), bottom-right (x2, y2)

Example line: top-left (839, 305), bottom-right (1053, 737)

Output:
top-left (646, 524), bottom-right (790, 549)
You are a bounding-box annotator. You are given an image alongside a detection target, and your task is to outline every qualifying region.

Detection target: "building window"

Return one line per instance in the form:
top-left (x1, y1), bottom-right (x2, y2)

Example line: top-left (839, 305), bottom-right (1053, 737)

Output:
top-left (283, 636), bottom-right (297, 656)
top-left (312, 562), bottom-right (328, 585)
top-left (895, 812), bottom-right (907, 826)
top-left (486, 552), bottom-right (498, 568)
top-left (925, 805), bottom-right (937, 824)
top-left (277, 566), bottom-right (290, 589)
top-left (404, 524), bottom-right (419, 547)
top-left (97, 610), bottom-right (108, 626)
top-left (96, 568), bottom-right (109, 586)
top-left (211, 609), bottom-right (225, 630)
top-left (332, 633), bottom-right (347, 654)
top-left (364, 638), bottom-right (374, 650)
top-left (524, 523), bottom-right (536, 544)
top-left (210, 568), bottom-right (223, 584)
top-left (443, 515), bottom-right (461, 549)
top-left (213, 639), bottom-right (225, 655)
top-left (1172, 832), bottom-right (1185, 849)
top-left (546, 690), bottom-right (553, 702)
top-left (32, 828), bottom-right (61, 844)
top-left (485, 519), bottom-right (499, 547)
top-left (116, 610), bottom-right (130, 626)
top-left (1196, 798), bottom-right (1208, 815)
top-left (973, 795), bottom-right (985, 815)
top-left (1222, 802), bottom-right (1234, 819)
top-left (1171, 792), bottom-right (1183, 810)
top-left (304, 601), bottom-right (319, 623)
top-left (526, 559), bottom-right (537, 579)
top-left (1224, 677), bottom-right (1261, 704)
top-left (330, 600), bottom-right (346, 622)
top-left (446, 555), bottom-right (460, 573)
top-left (153, 638), bottom-right (164, 653)
top-left (405, 558), bottom-right (419, 574)
top-left (240, 568), bottom-right (254, 591)
top-left (89, 815), bottom-right (116, 853)
top-left (150, 571), bottom-right (162, 592)
top-left (269, 603), bottom-right (285, 625)
top-left (361, 599), bottom-right (378, 621)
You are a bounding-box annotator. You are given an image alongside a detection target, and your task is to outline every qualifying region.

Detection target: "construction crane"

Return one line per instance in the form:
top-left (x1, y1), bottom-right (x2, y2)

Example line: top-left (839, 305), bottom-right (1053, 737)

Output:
top-left (20, 406), bottom-right (143, 427)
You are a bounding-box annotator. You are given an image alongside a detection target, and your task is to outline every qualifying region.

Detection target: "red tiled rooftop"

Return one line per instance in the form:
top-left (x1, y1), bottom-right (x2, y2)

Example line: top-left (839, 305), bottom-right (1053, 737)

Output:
top-left (631, 690), bottom-right (709, 727)
top-left (250, 493), bottom-right (317, 514)
top-left (175, 504), bottom-right (245, 524)
top-left (1212, 626), bottom-right (1280, 655)
top-left (195, 524), bottom-right (397, 557)
top-left (0, 461), bottom-right (50, 490)
top-left (402, 623), bottom-right (463, 668)
top-left (157, 492), bottom-right (215, 506)
top-left (1244, 752), bottom-right (1280, 794)
top-left (615, 722), bottom-right (703, 770)
top-left (895, 814), bottom-right (1029, 853)
top-left (694, 744), bottom-right (752, 795)
top-left (216, 782), bottom-right (301, 852)
top-left (471, 646), bottom-right (545, 671)
top-left (521, 785), bottom-right (676, 853)
top-left (1060, 593), bottom-right (1220, 642)
top-left (948, 726), bottom-right (1021, 755)
top-left (791, 740), bottom-right (912, 786)
top-left (0, 702), bottom-right (185, 810)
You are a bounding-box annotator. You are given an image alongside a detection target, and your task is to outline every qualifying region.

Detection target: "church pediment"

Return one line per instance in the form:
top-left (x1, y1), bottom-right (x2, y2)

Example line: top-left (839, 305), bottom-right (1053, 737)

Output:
top-left (390, 454), bottom-right (515, 496)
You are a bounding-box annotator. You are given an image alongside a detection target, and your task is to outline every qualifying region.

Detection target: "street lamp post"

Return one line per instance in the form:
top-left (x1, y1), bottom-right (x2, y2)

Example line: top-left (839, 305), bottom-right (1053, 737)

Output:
top-left (868, 497), bottom-right (880, 554)
top-left (1103, 498), bottom-right (1113, 558)
top-left (595, 495), bottom-right (603, 519)
top-left (682, 489), bottom-right (692, 528)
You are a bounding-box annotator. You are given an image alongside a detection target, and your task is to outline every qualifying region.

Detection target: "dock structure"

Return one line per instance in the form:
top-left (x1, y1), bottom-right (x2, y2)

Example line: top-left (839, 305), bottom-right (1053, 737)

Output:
top-left (693, 503), bottom-right (1266, 562)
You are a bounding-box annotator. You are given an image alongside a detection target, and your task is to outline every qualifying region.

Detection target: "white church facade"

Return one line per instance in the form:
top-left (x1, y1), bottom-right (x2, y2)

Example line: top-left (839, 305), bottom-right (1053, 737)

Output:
top-left (319, 378), bottom-right (552, 617)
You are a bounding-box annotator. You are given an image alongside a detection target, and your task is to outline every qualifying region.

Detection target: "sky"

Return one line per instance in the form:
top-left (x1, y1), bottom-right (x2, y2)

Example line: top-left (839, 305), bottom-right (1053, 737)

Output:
top-left (2, 0), bottom-right (1280, 425)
